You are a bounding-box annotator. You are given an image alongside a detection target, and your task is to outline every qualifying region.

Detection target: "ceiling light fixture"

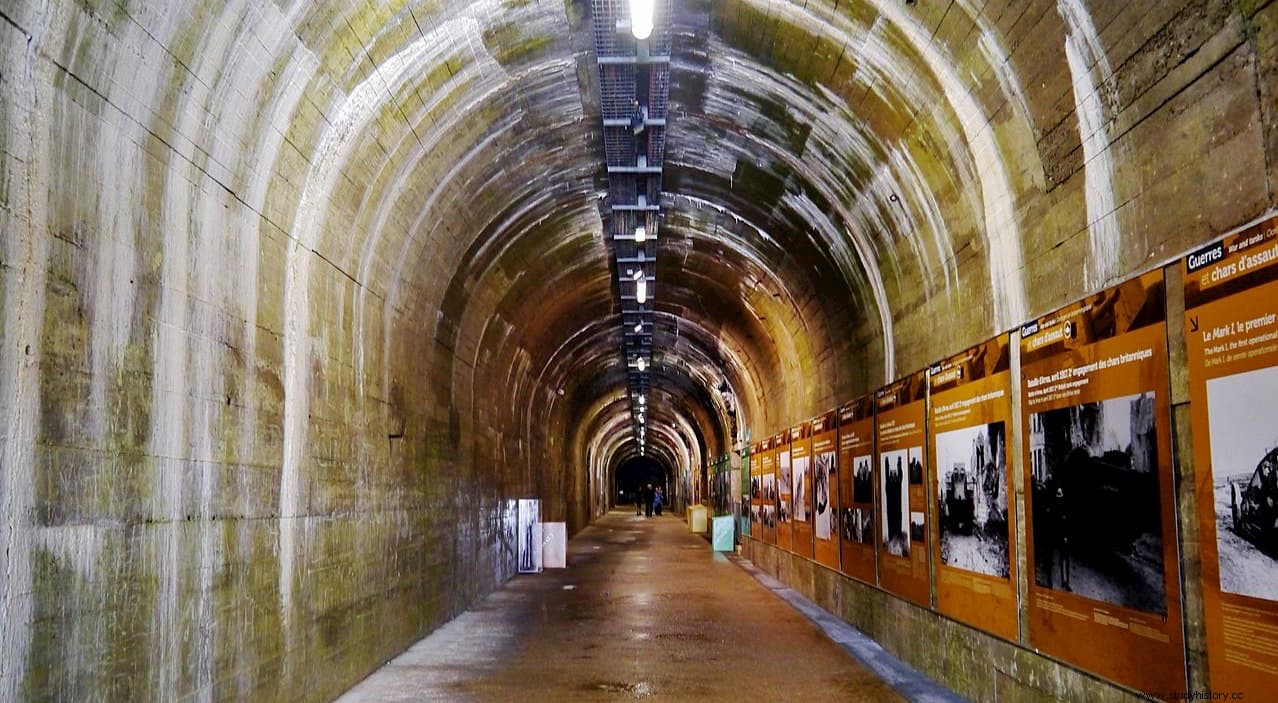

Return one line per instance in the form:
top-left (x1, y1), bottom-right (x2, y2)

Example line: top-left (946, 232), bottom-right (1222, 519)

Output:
top-left (636, 357), bottom-right (647, 371)
top-left (630, 0), bottom-right (654, 40)
top-left (634, 225), bottom-right (647, 243)
top-left (635, 278), bottom-right (647, 303)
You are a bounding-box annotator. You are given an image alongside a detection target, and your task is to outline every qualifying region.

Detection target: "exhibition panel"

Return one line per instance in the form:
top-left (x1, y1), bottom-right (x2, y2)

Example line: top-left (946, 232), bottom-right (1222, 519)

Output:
top-left (1019, 270), bottom-right (1185, 695)
top-left (789, 422), bottom-right (815, 560)
top-left (875, 370), bottom-right (931, 608)
top-left (811, 411), bottom-right (840, 571)
top-left (928, 336), bottom-right (1018, 641)
top-left (1184, 213), bottom-right (1278, 698)
top-left (838, 397), bottom-right (879, 584)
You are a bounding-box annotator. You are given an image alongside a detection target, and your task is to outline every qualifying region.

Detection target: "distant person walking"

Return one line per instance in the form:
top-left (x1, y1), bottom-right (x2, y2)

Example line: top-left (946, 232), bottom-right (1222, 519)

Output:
top-left (634, 488), bottom-right (643, 516)
top-left (654, 486), bottom-right (664, 516)
top-left (644, 484), bottom-right (654, 518)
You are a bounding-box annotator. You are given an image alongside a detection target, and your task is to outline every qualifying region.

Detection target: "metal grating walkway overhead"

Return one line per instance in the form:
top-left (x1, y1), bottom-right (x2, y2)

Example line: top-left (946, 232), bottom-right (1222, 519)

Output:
top-left (590, 0), bottom-right (673, 456)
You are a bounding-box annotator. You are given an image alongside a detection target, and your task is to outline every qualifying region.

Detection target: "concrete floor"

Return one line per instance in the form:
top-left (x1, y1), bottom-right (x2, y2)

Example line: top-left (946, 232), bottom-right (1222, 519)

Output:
top-left (336, 510), bottom-right (933, 702)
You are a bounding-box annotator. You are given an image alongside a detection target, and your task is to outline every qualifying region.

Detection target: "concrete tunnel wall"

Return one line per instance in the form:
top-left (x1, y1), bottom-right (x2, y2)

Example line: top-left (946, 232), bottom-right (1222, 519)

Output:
top-left (0, 0), bottom-right (1275, 700)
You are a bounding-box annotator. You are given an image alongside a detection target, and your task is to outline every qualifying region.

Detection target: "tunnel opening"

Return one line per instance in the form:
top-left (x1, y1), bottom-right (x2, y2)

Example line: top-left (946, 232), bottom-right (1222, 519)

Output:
top-left (614, 455), bottom-right (672, 509)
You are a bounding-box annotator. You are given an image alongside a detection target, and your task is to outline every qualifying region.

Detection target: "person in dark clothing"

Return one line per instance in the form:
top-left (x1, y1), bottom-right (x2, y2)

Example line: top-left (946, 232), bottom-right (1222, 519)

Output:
top-left (644, 484), bottom-right (654, 518)
top-left (634, 488), bottom-right (643, 516)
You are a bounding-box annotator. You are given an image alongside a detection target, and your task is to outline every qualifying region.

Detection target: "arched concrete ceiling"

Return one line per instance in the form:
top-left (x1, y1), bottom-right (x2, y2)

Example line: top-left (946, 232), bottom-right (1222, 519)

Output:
top-left (5, 0), bottom-right (1271, 530)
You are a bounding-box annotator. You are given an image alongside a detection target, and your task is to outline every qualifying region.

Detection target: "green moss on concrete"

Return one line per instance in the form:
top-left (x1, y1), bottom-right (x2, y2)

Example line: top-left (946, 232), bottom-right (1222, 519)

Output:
top-left (482, 22), bottom-right (555, 67)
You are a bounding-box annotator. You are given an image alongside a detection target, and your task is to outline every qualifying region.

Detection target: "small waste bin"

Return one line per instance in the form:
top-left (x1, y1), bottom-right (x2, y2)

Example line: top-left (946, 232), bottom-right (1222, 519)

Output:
top-left (688, 505), bottom-right (709, 533)
top-left (711, 516), bottom-right (734, 552)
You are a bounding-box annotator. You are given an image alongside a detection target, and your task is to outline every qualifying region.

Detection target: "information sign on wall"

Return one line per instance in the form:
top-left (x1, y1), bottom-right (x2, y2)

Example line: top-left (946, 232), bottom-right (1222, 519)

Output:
top-left (1184, 214), bottom-right (1278, 698)
top-left (839, 396), bottom-right (877, 583)
top-left (790, 422), bottom-right (814, 559)
top-left (875, 370), bottom-right (930, 607)
top-left (811, 410), bottom-right (840, 570)
top-left (1019, 269), bottom-right (1185, 694)
top-left (775, 431), bottom-right (793, 552)
top-left (759, 436), bottom-right (776, 545)
top-left (928, 335), bottom-right (1017, 640)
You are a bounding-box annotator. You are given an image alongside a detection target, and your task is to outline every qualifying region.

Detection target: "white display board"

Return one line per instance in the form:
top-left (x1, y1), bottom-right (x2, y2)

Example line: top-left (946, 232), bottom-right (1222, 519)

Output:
top-left (542, 522), bottom-right (567, 569)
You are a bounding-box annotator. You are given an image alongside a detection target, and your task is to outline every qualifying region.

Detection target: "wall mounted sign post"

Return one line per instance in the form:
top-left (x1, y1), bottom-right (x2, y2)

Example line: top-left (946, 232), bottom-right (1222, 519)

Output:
top-left (1184, 214), bottom-right (1278, 698)
top-left (838, 396), bottom-right (877, 583)
top-left (875, 371), bottom-right (930, 607)
top-left (811, 410), bottom-right (840, 570)
top-left (928, 335), bottom-right (1017, 640)
top-left (1018, 269), bottom-right (1185, 695)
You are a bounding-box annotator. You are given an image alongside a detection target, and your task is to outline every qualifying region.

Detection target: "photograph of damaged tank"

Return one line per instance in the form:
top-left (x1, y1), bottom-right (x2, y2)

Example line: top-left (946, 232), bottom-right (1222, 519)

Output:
top-left (935, 421), bottom-right (1010, 578)
top-left (1029, 392), bottom-right (1167, 615)
top-left (1207, 365), bottom-right (1278, 602)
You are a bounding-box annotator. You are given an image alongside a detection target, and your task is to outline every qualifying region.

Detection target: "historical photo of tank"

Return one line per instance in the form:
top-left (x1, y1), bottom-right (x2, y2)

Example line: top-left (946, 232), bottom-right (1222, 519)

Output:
top-left (881, 448), bottom-right (915, 557)
top-left (1030, 392), bottom-right (1166, 614)
top-left (1207, 366), bottom-right (1278, 601)
top-left (793, 455), bottom-right (810, 522)
top-left (853, 453), bottom-right (873, 503)
top-left (814, 451), bottom-right (834, 539)
top-left (935, 422), bottom-right (1010, 578)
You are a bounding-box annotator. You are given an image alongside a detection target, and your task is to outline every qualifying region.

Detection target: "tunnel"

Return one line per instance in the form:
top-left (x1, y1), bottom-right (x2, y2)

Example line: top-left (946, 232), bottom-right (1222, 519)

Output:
top-left (2, 0), bottom-right (1277, 700)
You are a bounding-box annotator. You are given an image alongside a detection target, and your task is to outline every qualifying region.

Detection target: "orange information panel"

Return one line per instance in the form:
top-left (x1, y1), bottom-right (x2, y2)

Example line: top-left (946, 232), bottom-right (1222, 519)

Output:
top-left (758, 435), bottom-right (776, 545)
top-left (1019, 269), bottom-right (1185, 695)
top-left (928, 335), bottom-right (1017, 641)
top-left (875, 371), bottom-right (930, 607)
top-left (839, 396), bottom-right (877, 583)
top-left (811, 410), bottom-right (840, 570)
top-left (1184, 214), bottom-right (1278, 697)
top-left (790, 423), bottom-right (815, 559)
top-left (749, 440), bottom-right (763, 539)
top-left (775, 431), bottom-right (793, 552)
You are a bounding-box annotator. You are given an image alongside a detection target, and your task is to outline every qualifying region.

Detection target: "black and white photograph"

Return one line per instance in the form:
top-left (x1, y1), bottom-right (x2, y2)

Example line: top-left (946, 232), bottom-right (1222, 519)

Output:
top-left (935, 422), bottom-right (1010, 578)
top-left (908, 451), bottom-right (924, 485)
top-left (793, 455), bottom-right (810, 522)
top-left (1030, 392), bottom-right (1166, 614)
top-left (880, 448), bottom-right (915, 558)
top-left (841, 507), bottom-right (857, 542)
top-left (860, 509), bottom-right (873, 545)
top-left (763, 504), bottom-right (776, 528)
top-left (814, 451), bottom-right (834, 539)
top-left (750, 476), bottom-right (760, 499)
top-left (778, 499), bottom-right (791, 524)
top-left (517, 498), bottom-right (542, 574)
top-left (853, 453), bottom-right (873, 504)
top-left (910, 511), bottom-right (925, 542)
top-left (751, 504), bottom-right (761, 524)
top-left (1207, 366), bottom-right (1278, 601)
top-left (779, 450), bottom-right (792, 497)
top-left (763, 473), bottom-right (776, 501)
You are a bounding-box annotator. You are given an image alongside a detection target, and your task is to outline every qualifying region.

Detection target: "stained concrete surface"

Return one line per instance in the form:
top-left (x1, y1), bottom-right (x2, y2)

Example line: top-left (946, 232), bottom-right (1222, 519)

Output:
top-left (337, 510), bottom-right (913, 702)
